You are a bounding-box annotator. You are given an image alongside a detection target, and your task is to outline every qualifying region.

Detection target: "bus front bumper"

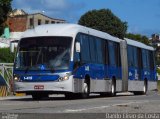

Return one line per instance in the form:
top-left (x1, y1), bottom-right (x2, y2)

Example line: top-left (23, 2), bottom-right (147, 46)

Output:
top-left (14, 77), bottom-right (74, 94)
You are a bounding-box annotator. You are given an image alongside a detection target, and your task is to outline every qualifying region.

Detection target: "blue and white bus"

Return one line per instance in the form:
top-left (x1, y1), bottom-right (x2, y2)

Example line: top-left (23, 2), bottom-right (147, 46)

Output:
top-left (13, 24), bottom-right (157, 99)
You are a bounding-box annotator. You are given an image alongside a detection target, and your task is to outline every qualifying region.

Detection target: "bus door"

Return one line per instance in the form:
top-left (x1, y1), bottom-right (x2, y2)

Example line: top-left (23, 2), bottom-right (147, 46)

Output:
top-left (142, 49), bottom-right (150, 80)
top-left (108, 41), bottom-right (121, 80)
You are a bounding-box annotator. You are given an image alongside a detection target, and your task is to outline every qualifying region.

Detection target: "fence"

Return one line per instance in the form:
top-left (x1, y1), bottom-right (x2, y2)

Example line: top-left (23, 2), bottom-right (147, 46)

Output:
top-left (0, 63), bottom-right (13, 96)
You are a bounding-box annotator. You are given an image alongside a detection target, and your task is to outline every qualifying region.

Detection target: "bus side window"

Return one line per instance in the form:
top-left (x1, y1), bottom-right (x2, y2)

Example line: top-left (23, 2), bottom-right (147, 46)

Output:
top-left (108, 41), bottom-right (116, 66)
top-left (128, 45), bottom-right (134, 67)
top-left (142, 49), bottom-right (149, 69)
top-left (133, 47), bottom-right (138, 68)
top-left (104, 41), bottom-right (109, 64)
top-left (95, 38), bottom-right (103, 64)
top-left (73, 34), bottom-right (81, 70)
top-left (146, 51), bottom-right (150, 70)
top-left (137, 48), bottom-right (142, 69)
top-left (74, 35), bottom-right (80, 62)
top-left (80, 34), bottom-right (90, 63)
top-left (89, 36), bottom-right (97, 63)
top-left (115, 43), bottom-right (121, 67)
top-left (102, 40), bottom-right (107, 64)
top-left (149, 51), bottom-right (154, 70)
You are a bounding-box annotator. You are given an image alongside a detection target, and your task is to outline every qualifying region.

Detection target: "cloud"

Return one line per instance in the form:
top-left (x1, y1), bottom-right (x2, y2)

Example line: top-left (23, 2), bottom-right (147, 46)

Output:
top-left (41, 0), bottom-right (70, 10)
top-left (12, 0), bottom-right (85, 22)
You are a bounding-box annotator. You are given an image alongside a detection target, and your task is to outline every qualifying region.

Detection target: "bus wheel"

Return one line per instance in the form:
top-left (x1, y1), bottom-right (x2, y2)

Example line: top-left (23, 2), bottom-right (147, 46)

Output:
top-left (134, 81), bottom-right (147, 95)
top-left (81, 82), bottom-right (89, 99)
top-left (143, 80), bottom-right (147, 95)
top-left (110, 79), bottom-right (116, 96)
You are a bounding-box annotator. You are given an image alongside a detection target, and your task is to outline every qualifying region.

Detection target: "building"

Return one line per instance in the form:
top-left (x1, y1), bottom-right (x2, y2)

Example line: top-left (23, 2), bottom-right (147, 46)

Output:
top-left (27, 13), bottom-right (65, 29)
top-left (151, 34), bottom-right (160, 47)
top-left (0, 9), bottom-right (66, 48)
top-left (151, 34), bottom-right (160, 65)
top-left (6, 9), bottom-right (66, 39)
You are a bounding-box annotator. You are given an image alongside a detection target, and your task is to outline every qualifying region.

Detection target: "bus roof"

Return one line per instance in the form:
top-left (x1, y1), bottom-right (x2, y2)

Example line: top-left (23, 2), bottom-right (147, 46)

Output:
top-left (22, 23), bottom-right (121, 43)
top-left (125, 38), bottom-right (154, 51)
top-left (22, 23), bottom-right (154, 51)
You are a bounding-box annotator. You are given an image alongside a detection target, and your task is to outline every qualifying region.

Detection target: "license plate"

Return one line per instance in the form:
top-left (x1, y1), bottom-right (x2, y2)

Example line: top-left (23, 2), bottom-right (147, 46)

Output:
top-left (34, 85), bottom-right (44, 90)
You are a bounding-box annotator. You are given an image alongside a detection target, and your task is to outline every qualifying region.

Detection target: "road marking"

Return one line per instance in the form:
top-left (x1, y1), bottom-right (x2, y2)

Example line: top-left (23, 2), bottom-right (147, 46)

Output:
top-left (65, 101), bottom-right (149, 112)
top-left (65, 105), bottom-right (111, 112)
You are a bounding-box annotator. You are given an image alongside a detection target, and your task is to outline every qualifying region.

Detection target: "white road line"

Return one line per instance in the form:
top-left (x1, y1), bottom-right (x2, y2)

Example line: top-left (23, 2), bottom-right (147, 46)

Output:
top-left (64, 101), bottom-right (149, 112)
top-left (65, 105), bottom-right (111, 112)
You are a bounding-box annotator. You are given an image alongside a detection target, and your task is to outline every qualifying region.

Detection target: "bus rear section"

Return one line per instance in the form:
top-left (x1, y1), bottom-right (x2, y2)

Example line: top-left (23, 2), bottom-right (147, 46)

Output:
top-left (124, 39), bottom-right (157, 94)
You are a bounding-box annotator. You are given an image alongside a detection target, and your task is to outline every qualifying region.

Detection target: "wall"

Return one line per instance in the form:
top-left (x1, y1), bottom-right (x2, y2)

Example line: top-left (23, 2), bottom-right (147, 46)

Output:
top-left (26, 13), bottom-right (65, 29)
top-left (7, 15), bottom-right (27, 32)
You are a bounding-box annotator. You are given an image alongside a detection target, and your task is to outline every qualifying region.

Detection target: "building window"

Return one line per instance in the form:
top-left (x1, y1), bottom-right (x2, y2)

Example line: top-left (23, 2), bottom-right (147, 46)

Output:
top-left (30, 18), bottom-right (33, 27)
top-left (45, 20), bottom-right (49, 24)
top-left (38, 19), bottom-right (41, 25)
top-left (51, 21), bottom-right (55, 24)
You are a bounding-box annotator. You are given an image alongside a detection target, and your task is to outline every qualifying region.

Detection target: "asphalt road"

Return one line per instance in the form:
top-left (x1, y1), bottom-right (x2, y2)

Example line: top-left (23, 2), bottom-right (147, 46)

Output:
top-left (0, 91), bottom-right (160, 119)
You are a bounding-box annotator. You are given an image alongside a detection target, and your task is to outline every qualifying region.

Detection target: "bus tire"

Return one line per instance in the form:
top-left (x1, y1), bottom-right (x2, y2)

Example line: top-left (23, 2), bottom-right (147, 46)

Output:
top-left (134, 80), bottom-right (147, 95)
top-left (142, 80), bottom-right (147, 95)
top-left (80, 81), bottom-right (89, 99)
top-left (110, 79), bottom-right (116, 96)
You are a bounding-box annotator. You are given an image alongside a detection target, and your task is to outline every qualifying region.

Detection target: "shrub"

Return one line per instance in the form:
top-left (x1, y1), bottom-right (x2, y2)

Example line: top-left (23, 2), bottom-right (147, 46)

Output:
top-left (0, 48), bottom-right (15, 63)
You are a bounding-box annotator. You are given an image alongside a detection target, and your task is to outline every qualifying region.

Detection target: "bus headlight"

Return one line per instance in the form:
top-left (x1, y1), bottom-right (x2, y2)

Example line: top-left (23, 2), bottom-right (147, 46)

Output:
top-left (59, 76), bottom-right (69, 81)
top-left (59, 73), bottom-right (71, 81)
top-left (64, 76), bottom-right (69, 80)
top-left (14, 75), bottom-right (20, 81)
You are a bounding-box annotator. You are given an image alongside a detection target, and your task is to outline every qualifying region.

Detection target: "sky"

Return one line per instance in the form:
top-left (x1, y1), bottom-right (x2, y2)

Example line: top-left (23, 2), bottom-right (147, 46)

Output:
top-left (12, 0), bottom-right (160, 37)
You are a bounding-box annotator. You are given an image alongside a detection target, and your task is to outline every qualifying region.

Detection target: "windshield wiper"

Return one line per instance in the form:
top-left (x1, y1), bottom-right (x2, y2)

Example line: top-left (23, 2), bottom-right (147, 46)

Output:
top-left (36, 48), bottom-right (42, 65)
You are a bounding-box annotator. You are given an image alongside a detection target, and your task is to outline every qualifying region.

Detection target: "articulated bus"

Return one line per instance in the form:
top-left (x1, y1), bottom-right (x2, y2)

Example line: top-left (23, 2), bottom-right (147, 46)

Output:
top-left (13, 24), bottom-right (157, 99)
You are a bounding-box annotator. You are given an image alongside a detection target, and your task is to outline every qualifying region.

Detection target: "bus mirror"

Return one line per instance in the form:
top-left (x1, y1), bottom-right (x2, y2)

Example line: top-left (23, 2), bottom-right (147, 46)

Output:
top-left (76, 42), bottom-right (80, 52)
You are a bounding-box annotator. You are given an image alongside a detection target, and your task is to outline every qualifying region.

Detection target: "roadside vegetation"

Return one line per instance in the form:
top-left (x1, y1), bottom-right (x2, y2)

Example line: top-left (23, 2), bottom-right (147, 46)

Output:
top-left (78, 9), bottom-right (150, 45)
top-left (0, 48), bottom-right (15, 63)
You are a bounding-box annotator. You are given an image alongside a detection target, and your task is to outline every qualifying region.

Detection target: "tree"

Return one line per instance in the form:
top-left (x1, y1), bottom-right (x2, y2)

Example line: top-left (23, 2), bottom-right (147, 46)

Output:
top-left (0, 0), bottom-right (12, 35)
top-left (125, 33), bottom-right (150, 45)
top-left (78, 9), bottom-right (127, 39)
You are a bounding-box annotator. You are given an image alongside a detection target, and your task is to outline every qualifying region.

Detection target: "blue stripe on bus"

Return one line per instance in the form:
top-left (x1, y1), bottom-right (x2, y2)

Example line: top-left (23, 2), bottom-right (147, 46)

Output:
top-left (20, 75), bottom-right (59, 82)
top-left (13, 61), bottom-right (156, 82)
top-left (128, 66), bottom-right (157, 81)
top-left (73, 63), bottom-right (122, 80)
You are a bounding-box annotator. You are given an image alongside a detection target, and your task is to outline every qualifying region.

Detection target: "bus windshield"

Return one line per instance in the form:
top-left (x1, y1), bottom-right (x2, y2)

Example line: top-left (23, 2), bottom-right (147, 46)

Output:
top-left (15, 36), bottom-right (72, 71)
